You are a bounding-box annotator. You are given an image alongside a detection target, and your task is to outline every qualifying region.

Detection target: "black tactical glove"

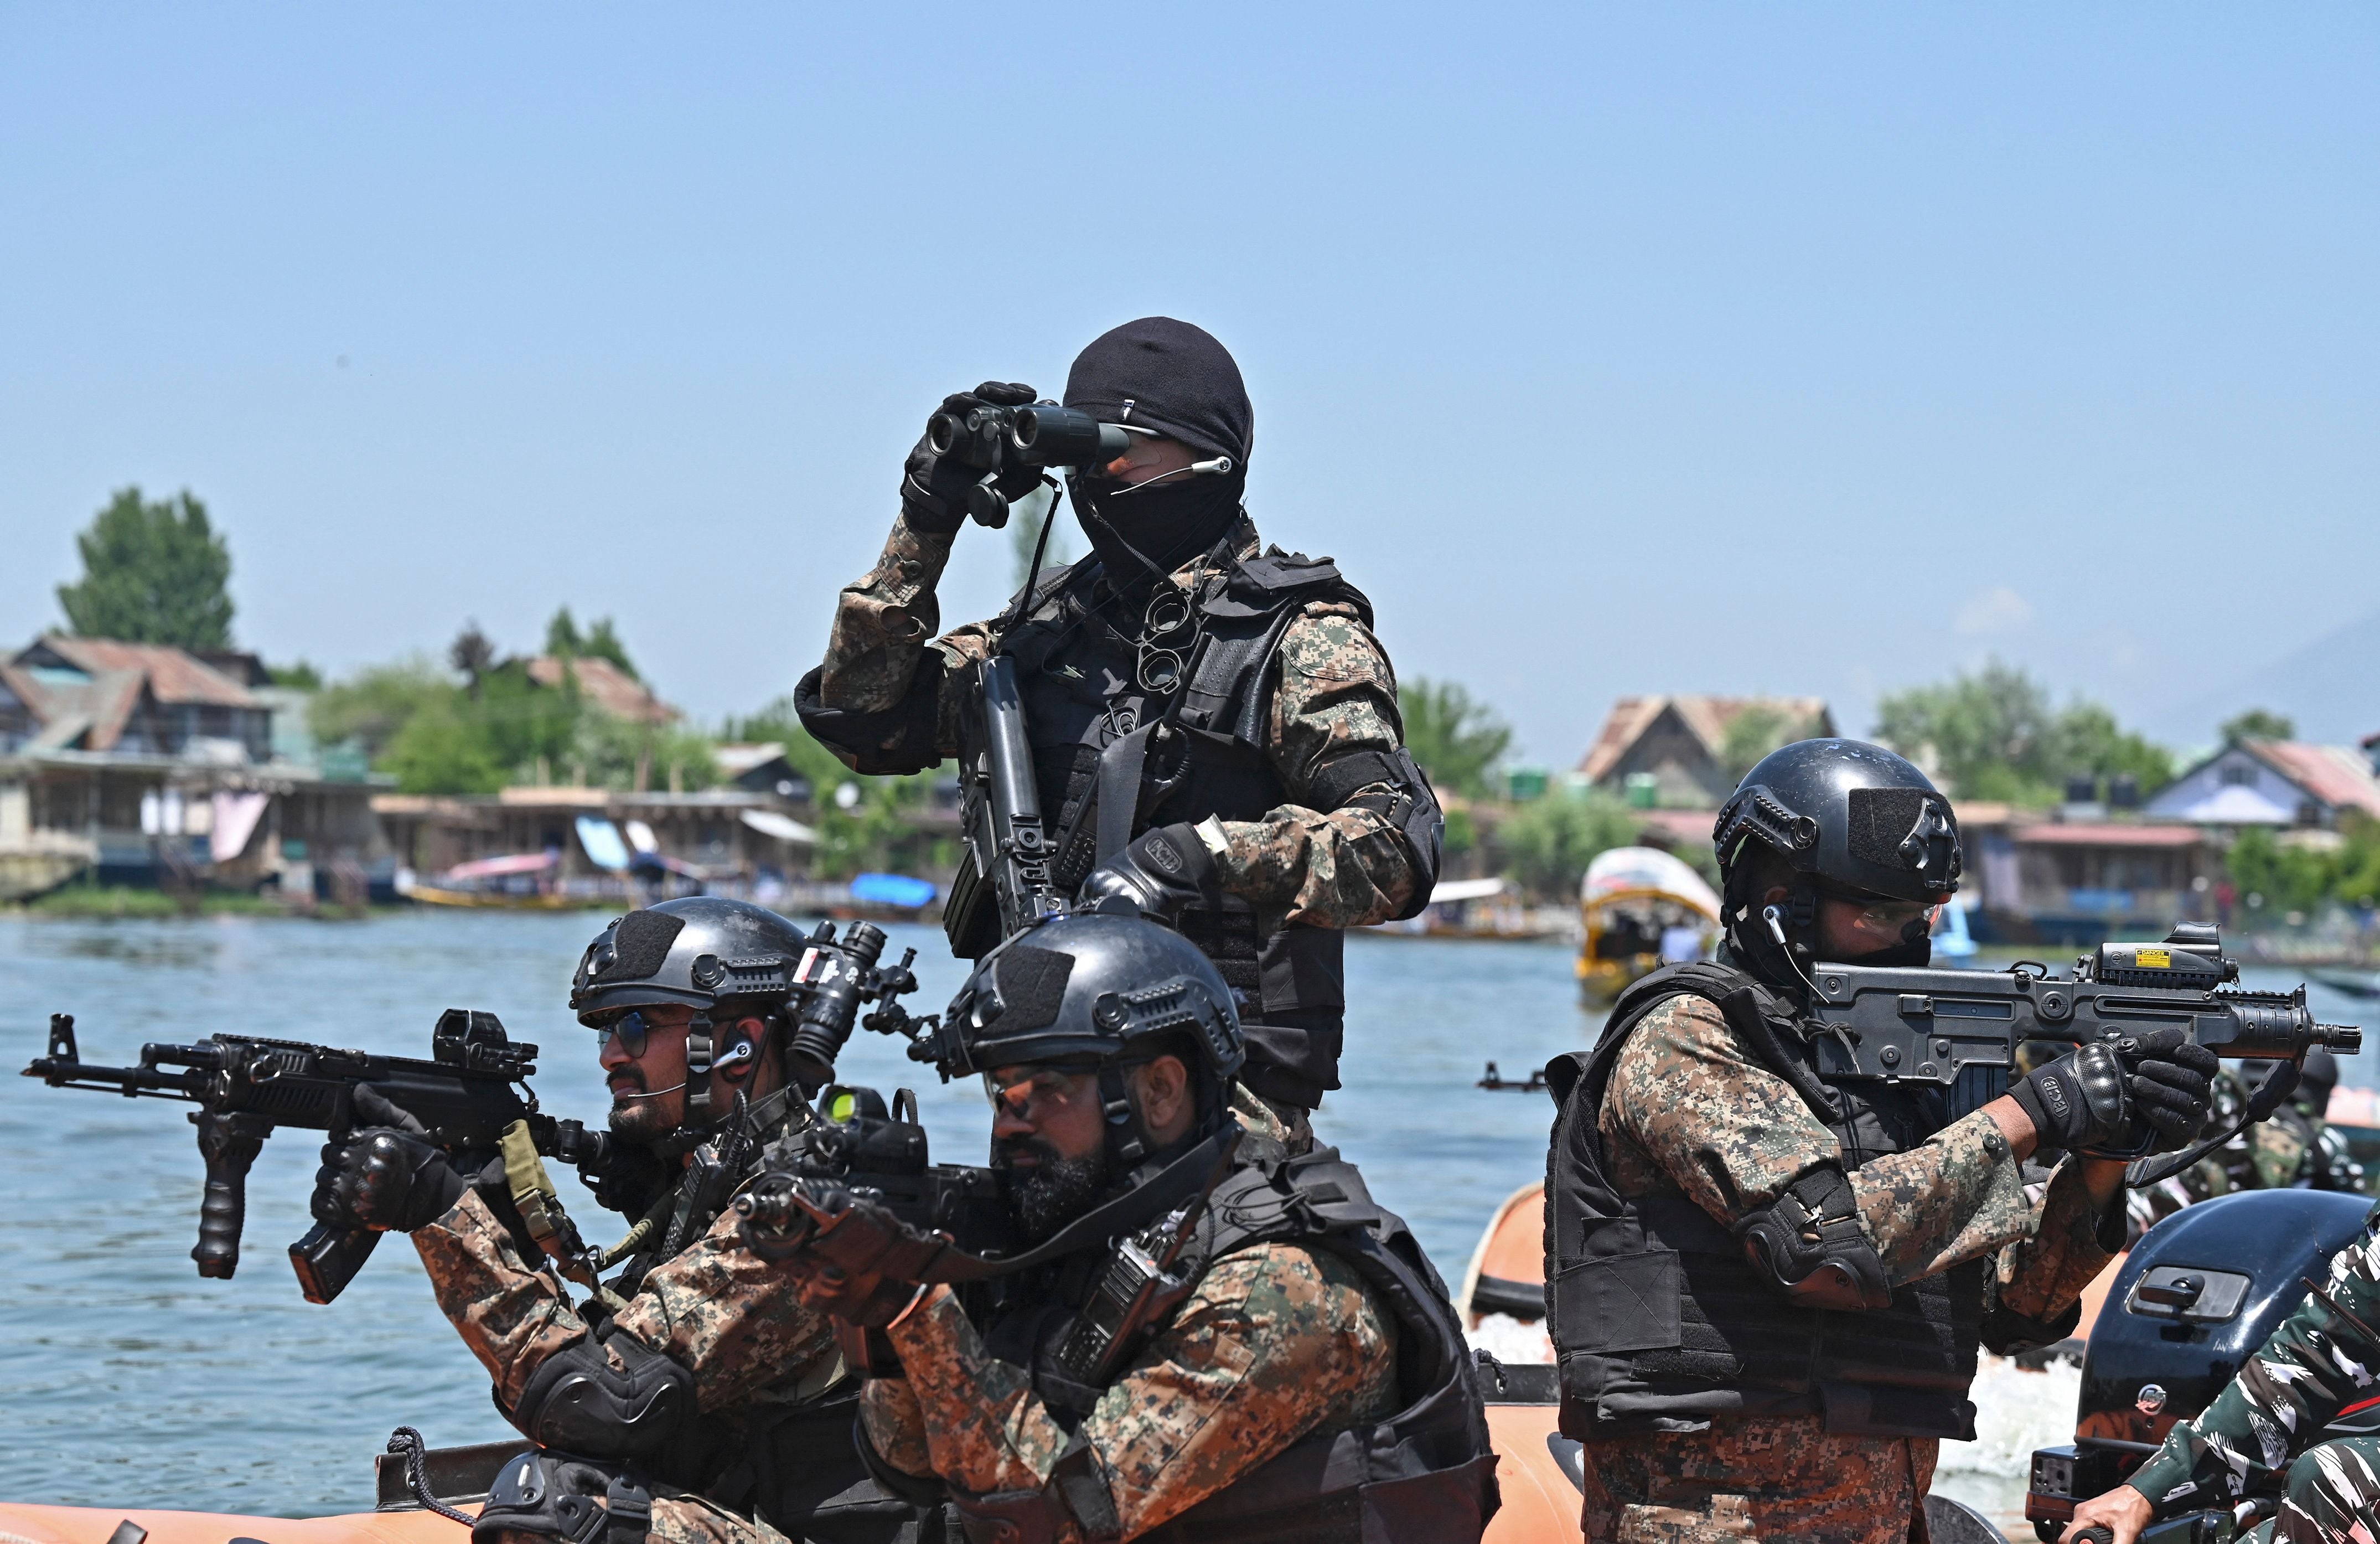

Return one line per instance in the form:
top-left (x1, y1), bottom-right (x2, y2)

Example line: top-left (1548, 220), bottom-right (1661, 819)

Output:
top-left (761, 1183), bottom-right (948, 1327)
top-left (2010, 1041), bottom-right (2131, 1153)
top-left (901, 381), bottom-right (1042, 535)
top-left (2117, 1026), bottom-right (2220, 1152)
top-left (1077, 822), bottom-right (1222, 924)
top-left (309, 1085), bottom-right (489, 1233)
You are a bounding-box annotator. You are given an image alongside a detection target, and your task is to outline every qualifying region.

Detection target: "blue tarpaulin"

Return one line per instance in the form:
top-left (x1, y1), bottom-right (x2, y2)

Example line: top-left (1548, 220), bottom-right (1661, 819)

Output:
top-left (576, 815), bottom-right (633, 872)
top-left (849, 871), bottom-right (938, 910)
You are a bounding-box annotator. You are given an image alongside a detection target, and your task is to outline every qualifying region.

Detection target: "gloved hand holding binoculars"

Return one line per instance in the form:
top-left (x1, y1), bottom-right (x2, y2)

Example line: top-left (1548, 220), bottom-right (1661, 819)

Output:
top-left (899, 380), bottom-right (1135, 533)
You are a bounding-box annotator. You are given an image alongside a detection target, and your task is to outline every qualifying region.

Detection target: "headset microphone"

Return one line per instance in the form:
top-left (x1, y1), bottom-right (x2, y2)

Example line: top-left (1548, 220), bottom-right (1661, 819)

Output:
top-left (1188, 457), bottom-right (1234, 476)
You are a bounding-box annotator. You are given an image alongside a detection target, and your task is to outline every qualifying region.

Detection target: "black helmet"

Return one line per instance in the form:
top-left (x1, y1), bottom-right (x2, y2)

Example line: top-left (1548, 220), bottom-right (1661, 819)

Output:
top-left (571, 898), bottom-right (824, 1137)
top-left (1715, 739), bottom-right (1961, 903)
top-left (938, 913), bottom-right (1244, 1166)
top-left (1713, 739), bottom-right (1960, 983)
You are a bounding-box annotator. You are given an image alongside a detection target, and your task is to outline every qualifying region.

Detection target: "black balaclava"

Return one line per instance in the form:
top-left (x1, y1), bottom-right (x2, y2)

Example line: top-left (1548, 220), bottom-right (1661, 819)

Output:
top-left (1063, 317), bottom-right (1254, 587)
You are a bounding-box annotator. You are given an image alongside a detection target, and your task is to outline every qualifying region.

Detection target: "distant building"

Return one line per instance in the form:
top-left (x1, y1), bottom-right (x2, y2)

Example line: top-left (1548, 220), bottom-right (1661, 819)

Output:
top-left (525, 655), bottom-right (677, 725)
top-left (2143, 740), bottom-right (2380, 830)
top-left (713, 742), bottom-right (815, 804)
top-left (1954, 800), bottom-right (2212, 946)
top-left (0, 634), bottom-right (386, 900)
top-left (373, 785), bottom-right (818, 894)
top-left (1577, 695), bottom-right (1836, 810)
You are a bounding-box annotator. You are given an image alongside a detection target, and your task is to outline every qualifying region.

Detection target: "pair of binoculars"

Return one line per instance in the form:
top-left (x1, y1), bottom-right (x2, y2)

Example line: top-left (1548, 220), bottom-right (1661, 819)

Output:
top-left (928, 402), bottom-right (1131, 473)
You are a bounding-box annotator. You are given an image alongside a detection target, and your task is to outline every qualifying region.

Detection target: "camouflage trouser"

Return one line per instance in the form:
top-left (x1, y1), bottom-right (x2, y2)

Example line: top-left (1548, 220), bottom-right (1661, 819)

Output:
top-left (2237, 1437), bottom-right (2380, 1544)
top-left (1577, 1416), bottom-right (1934, 1544)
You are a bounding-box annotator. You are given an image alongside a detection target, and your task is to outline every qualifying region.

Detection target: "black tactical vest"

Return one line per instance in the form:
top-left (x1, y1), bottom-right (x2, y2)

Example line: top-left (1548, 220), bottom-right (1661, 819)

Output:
top-left (955, 1144), bottom-right (1499, 1544)
top-left (1544, 962), bottom-right (1984, 1443)
top-left (943, 549), bottom-right (1379, 1104)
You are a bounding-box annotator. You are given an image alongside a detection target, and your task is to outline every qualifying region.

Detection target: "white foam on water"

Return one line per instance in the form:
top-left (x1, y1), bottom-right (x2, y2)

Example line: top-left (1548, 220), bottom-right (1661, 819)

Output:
top-left (1942, 1352), bottom-right (2083, 1477)
top-left (1467, 1312), bottom-right (1555, 1364)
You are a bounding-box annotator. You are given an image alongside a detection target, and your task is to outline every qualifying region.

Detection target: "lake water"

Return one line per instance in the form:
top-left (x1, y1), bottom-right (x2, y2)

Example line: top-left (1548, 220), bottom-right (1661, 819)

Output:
top-left (4, 912), bottom-right (2374, 1519)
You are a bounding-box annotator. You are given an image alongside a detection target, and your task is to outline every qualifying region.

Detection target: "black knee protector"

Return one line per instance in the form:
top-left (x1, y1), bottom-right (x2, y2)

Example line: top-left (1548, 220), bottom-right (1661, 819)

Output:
top-left (1734, 1164), bottom-right (1893, 1311)
top-left (474, 1450), bottom-right (652, 1544)
top-left (511, 1331), bottom-right (697, 1465)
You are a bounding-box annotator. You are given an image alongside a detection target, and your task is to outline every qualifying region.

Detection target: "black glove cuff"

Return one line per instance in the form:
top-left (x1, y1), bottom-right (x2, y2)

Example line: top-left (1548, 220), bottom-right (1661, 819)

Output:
top-left (899, 487), bottom-right (964, 536)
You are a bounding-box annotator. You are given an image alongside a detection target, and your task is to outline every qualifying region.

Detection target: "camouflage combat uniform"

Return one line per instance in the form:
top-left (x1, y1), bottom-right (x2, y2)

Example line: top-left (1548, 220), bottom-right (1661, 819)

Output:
top-left (2125, 1201), bottom-right (2380, 1543)
top-left (1578, 993), bottom-right (2119, 1544)
top-left (813, 509), bottom-right (1420, 930)
top-left (857, 1246), bottom-right (1401, 1541)
top-left (414, 1094), bottom-right (846, 1544)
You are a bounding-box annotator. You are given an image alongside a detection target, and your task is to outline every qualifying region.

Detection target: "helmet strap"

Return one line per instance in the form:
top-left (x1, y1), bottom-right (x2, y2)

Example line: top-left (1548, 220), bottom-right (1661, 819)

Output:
top-left (1097, 1062), bottom-right (1148, 1169)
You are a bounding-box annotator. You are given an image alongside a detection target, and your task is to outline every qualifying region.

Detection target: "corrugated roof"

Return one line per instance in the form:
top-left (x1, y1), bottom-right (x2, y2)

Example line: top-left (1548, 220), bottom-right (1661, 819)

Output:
top-left (1578, 695), bottom-right (1834, 783)
top-left (2245, 741), bottom-right (2380, 821)
top-left (26, 635), bottom-right (260, 709)
top-left (526, 655), bottom-right (678, 725)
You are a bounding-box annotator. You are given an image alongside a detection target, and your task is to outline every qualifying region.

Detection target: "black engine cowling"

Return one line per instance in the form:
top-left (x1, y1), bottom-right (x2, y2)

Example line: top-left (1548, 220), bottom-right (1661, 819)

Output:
top-left (2027, 1189), bottom-right (2378, 1542)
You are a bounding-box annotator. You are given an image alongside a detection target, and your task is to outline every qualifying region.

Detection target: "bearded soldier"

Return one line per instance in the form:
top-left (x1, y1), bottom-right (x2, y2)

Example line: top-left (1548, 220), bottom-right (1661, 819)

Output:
top-left (734, 913), bottom-right (1499, 1543)
top-left (311, 898), bottom-right (916, 1544)
top-left (795, 317), bottom-right (1442, 1129)
top-left (1543, 740), bottom-right (2219, 1543)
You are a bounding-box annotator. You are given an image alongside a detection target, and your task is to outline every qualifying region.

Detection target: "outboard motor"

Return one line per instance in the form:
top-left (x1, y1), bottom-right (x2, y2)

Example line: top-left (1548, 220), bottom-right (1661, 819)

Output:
top-left (2026, 1190), bottom-right (2379, 1542)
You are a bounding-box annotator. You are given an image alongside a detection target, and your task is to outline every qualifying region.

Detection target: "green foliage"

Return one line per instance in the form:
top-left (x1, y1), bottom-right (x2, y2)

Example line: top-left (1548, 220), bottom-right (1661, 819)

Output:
top-left (2222, 708), bottom-right (2296, 745)
top-left (57, 487), bottom-right (235, 648)
top-left (1442, 805), bottom-right (1477, 858)
top-left (310, 659), bottom-right (453, 757)
top-left (1720, 704), bottom-right (1818, 785)
top-left (2228, 816), bottom-right (2380, 920)
top-left (1498, 787), bottom-right (1642, 901)
top-left (266, 659), bottom-right (323, 689)
top-left (544, 606), bottom-right (639, 680)
top-left (383, 694), bottom-right (508, 794)
top-left (1872, 658), bottom-right (2172, 805)
top-left (1400, 678), bottom-right (1514, 799)
top-left (569, 712), bottom-right (718, 792)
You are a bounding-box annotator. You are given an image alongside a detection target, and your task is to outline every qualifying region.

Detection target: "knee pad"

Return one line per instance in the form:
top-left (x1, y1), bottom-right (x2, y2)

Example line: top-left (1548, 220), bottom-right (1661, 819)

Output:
top-left (511, 1331), bottom-right (697, 1465)
top-left (474, 1450), bottom-right (653, 1544)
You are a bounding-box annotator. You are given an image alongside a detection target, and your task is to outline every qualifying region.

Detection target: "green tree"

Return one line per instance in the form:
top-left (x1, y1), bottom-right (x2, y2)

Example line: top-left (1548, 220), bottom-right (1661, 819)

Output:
top-left (2222, 708), bottom-right (2296, 745)
top-left (56, 487), bottom-right (235, 648)
top-left (544, 606), bottom-right (584, 657)
top-left (1873, 659), bottom-right (2173, 804)
top-left (384, 695), bottom-right (506, 794)
top-left (726, 694), bottom-right (951, 877)
top-left (449, 623), bottom-right (497, 696)
top-left (1498, 787), bottom-right (1642, 901)
top-left (1720, 704), bottom-right (1816, 785)
top-left (311, 659), bottom-right (453, 757)
top-left (581, 616), bottom-right (639, 680)
top-left (266, 659), bottom-right (323, 689)
top-left (1399, 678), bottom-right (1513, 799)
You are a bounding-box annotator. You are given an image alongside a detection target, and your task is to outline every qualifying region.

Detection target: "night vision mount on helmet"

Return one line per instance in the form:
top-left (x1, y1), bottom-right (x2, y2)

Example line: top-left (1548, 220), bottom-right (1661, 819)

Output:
top-left (570, 897), bottom-right (927, 1148)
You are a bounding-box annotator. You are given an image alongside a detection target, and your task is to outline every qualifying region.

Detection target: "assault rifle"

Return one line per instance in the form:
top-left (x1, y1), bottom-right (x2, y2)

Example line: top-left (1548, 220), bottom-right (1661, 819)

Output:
top-left (1800, 922), bottom-right (2360, 1165)
top-left (23, 1009), bottom-right (614, 1303)
top-left (943, 653), bottom-right (1069, 953)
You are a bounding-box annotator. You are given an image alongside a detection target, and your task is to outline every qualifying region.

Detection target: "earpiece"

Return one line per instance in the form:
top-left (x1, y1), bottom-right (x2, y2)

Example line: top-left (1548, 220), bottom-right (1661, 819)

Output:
top-left (1188, 457), bottom-right (1234, 476)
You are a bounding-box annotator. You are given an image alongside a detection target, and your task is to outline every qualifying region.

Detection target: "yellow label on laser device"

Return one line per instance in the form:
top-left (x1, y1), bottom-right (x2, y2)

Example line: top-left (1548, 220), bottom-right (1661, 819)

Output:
top-left (2136, 947), bottom-right (2171, 968)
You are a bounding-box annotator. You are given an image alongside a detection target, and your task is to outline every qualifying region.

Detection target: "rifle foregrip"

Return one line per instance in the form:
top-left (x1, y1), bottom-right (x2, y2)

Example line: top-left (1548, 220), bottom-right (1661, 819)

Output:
top-left (190, 1111), bottom-right (271, 1279)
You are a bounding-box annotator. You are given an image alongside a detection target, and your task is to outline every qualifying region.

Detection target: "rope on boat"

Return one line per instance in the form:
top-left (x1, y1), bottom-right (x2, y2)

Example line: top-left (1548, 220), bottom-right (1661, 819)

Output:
top-left (387, 1427), bottom-right (481, 1526)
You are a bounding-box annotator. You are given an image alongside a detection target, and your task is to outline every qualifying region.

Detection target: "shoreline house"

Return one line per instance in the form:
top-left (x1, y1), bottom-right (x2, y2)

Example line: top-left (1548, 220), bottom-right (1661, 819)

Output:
top-left (1574, 694), bottom-right (1836, 851)
top-left (0, 634), bottom-right (387, 900)
top-left (2144, 739), bottom-right (2380, 836)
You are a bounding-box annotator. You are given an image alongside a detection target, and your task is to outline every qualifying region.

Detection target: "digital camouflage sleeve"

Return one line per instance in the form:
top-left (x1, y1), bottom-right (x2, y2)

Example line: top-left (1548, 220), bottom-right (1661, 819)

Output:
top-left (2125, 1202), bottom-right (2380, 1540)
top-left (412, 1187), bottom-right (839, 1414)
top-left (1600, 994), bottom-right (2115, 1314)
top-left (857, 1241), bottom-right (1401, 1541)
top-left (815, 510), bottom-right (1419, 927)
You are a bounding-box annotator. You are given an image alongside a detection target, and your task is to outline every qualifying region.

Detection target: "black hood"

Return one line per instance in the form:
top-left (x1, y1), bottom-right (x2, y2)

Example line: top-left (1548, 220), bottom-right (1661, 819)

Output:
top-left (1063, 316), bottom-right (1252, 464)
top-left (1063, 317), bottom-right (1253, 585)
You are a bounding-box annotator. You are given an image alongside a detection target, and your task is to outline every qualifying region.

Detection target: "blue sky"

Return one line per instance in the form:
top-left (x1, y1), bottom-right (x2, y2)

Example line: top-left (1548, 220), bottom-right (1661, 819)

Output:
top-left (3, 6), bottom-right (2373, 765)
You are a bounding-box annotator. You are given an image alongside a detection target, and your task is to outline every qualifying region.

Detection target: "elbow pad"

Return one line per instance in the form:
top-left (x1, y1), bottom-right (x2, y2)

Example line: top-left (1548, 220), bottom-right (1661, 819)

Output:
top-left (510, 1330), bottom-right (698, 1464)
top-left (1734, 1165), bottom-right (1893, 1311)
top-left (1308, 746), bottom-right (1445, 921)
